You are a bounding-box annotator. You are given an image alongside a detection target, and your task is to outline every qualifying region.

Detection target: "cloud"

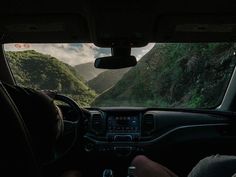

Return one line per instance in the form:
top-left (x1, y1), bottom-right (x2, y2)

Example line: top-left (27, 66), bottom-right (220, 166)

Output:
top-left (4, 43), bottom-right (155, 66)
top-left (132, 43), bottom-right (155, 60)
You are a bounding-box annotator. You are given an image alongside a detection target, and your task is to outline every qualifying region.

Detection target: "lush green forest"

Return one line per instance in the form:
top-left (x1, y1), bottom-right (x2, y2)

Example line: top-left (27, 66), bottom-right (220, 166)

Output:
top-left (6, 50), bottom-right (96, 106)
top-left (92, 43), bottom-right (236, 108)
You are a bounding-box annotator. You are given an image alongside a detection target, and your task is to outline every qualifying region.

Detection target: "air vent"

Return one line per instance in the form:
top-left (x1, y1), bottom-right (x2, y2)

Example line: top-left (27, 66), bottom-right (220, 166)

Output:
top-left (91, 113), bottom-right (104, 134)
top-left (142, 114), bottom-right (155, 136)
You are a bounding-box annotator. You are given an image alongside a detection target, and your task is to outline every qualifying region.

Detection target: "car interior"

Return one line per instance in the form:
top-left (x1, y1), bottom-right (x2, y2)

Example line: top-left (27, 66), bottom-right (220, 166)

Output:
top-left (1, 1), bottom-right (236, 177)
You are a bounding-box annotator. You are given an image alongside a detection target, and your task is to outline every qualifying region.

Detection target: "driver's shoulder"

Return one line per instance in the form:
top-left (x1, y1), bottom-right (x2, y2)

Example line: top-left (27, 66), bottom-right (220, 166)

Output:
top-left (2, 82), bottom-right (53, 107)
top-left (3, 82), bottom-right (42, 99)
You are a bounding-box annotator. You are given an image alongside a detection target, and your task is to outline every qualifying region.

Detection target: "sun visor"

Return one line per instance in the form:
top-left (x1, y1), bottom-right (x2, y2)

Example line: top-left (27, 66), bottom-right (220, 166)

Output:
top-left (0, 15), bottom-right (90, 43)
top-left (155, 15), bottom-right (236, 42)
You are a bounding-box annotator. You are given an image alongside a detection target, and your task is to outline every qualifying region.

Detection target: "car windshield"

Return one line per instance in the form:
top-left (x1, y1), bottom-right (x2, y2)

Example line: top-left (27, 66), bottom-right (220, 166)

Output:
top-left (3, 43), bottom-right (236, 108)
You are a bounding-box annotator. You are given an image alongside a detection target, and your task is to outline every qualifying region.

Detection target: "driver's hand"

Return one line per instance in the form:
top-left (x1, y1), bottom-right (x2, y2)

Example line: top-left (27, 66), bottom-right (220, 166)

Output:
top-left (40, 90), bottom-right (58, 99)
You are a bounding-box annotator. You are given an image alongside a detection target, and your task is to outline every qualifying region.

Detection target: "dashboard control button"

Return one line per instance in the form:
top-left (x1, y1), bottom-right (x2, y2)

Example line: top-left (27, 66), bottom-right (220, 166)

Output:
top-left (114, 135), bottom-right (132, 141)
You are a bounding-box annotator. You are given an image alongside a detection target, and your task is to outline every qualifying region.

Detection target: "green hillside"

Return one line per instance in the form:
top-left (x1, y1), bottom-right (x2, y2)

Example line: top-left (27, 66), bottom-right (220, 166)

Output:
top-left (6, 50), bottom-right (96, 106)
top-left (92, 43), bottom-right (236, 108)
top-left (87, 68), bottom-right (130, 94)
top-left (74, 62), bottom-right (105, 81)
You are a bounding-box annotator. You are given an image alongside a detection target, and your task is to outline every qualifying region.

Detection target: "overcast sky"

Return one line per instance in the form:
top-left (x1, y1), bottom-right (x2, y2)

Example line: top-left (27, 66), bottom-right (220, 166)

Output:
top-left (4, 43), bottom-right (155, 66)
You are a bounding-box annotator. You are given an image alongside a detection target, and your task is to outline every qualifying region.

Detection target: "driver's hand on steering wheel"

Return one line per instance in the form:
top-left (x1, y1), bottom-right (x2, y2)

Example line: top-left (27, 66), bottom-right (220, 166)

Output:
top-left (41, 89), bottom-right (58, 99)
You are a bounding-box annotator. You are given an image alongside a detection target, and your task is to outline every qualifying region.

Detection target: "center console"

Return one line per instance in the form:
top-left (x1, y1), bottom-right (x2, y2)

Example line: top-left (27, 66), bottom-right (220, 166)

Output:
top-left (106, 113), bottom-right (141, 141)
top-left (84, 110), bottom-right (156, 155)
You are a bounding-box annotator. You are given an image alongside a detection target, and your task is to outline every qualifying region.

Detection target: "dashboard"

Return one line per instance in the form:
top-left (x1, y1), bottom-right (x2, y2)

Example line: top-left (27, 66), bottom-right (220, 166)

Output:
top-left (59, 105), bottom-right (236, 176)
top-left (81, 108), bottom-right (235, 156)
top-left (58, 101), bottom-right (236, 177)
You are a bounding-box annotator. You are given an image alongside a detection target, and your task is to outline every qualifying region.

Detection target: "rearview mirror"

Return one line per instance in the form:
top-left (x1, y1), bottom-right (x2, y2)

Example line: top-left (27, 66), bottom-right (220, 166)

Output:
top-left (94, 56), bottom-right (137, 69)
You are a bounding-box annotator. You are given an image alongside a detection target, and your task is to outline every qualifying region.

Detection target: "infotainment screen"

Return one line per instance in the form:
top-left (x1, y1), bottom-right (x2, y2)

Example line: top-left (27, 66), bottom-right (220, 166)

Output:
top-left (107, 115), bottom-right (140, 133)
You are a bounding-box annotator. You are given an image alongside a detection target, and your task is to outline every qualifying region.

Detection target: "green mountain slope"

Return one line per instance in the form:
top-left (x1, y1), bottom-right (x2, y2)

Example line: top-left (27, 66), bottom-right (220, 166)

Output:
top-left (92, 43), bottom-right (236, 108)
top-left (6, 50), bottom-right (96, 106)
top-left (74, 62), bottom-right (105, 81)
top-left (87, 68), bottom-right (130, 94)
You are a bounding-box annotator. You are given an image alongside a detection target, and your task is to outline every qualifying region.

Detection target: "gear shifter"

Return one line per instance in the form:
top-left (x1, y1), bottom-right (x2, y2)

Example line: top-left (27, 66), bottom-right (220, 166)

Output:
top-left (127, 166), bottom-right (136, 177)
top-left (103, 169), bottom-right (113, 177)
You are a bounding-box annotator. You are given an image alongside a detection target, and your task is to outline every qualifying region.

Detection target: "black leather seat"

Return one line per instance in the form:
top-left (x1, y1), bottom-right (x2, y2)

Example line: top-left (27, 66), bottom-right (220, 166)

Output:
top-left (2, 82), bottom-right (64, 166)
top-left (0, 82), bottom-right (41, 177)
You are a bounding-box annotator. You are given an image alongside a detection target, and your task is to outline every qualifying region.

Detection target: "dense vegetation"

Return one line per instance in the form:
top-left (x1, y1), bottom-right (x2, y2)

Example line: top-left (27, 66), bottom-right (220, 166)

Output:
top-left (88, 68), bottom-right (129, 94)
top-left (92, 43), bottom-right (236, 108)
top-left (6, 50), bottom-right (96, 106)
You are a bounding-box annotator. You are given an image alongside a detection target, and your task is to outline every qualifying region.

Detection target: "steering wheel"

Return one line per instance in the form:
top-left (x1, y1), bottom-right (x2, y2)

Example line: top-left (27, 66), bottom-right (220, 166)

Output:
top-left (43, 92), bottom-right (88, 164)
top-left (54, 94), bottom-right (84, 124)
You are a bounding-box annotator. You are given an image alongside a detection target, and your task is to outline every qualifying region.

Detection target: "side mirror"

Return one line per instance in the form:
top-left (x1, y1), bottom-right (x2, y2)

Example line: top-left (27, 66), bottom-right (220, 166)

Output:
top-left (94, 56), bottom-right (137, 69)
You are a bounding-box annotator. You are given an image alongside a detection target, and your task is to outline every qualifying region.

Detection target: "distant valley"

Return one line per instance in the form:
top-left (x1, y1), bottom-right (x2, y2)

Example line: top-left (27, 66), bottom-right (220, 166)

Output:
top-left (88, 68), bottom-right (130, 94)
top-left (74, 62), bottom-right (105, 81)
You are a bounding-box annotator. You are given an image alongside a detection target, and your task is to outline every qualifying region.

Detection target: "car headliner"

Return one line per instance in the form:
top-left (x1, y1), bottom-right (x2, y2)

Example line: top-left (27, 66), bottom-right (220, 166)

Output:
top-left (0, 0), bottom-right (236, 45)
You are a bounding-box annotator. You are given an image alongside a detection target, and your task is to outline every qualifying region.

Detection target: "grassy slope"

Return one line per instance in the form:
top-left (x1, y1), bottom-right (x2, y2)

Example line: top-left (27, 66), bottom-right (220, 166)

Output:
top-left (6, 50), bottom-right (96, 106)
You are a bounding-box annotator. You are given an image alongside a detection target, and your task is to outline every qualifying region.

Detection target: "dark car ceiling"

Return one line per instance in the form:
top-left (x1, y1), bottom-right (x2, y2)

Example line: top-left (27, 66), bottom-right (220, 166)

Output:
top-left (0, 0), bottom-right (236, 46)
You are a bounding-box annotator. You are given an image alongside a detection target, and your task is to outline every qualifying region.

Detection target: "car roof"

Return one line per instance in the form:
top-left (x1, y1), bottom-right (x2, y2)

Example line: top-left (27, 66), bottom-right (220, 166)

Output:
top-left (0, 0), bottom-right (236, 45)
